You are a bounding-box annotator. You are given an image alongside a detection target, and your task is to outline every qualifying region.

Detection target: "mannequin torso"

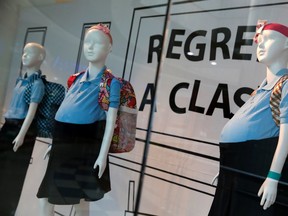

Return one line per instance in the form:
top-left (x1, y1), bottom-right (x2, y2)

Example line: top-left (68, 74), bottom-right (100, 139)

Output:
top-left (37, 24), bottom-right (120, 216)
top-left (209, 23), bottom-right (288, 215)
top-left (0, 42), bottom-right (45, 215)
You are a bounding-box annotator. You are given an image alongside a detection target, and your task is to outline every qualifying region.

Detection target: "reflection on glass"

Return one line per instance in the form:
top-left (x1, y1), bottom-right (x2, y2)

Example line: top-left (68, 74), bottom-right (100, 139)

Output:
top-left (0, 42), bottom-right (46, 215)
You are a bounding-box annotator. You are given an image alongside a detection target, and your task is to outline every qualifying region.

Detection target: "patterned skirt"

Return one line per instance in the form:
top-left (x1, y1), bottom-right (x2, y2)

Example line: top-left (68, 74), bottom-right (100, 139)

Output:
top-left (209, 137), bottom-right (288, 216)
top-left (37, 120), bottom-right (111, 205)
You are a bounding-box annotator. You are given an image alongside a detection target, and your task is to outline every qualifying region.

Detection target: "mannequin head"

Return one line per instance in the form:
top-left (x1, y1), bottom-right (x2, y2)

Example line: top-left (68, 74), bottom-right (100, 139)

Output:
top-left (83, 24), bottom-right (112, 64)
top-left (22, 42), bottom-right (46, 70)
top-left (255, 23), bottom-right (288, 67)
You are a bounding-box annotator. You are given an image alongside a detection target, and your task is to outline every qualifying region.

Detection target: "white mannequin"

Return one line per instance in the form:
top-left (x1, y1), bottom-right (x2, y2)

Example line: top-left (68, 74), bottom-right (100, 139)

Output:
top-left (210, 25), bottom-right (288, 212)
top-left (40, 28), bottom-right (117, 216)
top-left (13, 42), bottom-right (46, 152)
top-left (256, 28), bottom-right (288, 210)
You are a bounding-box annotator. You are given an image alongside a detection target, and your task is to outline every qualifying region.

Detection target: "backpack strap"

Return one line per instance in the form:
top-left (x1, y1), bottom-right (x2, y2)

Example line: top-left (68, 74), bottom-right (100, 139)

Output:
top-left (98, 69), bottom-right (115, 111)
top-left (270, 75), bottom-right (288, 126)
top-left (67, 71), bottom-right (85, 89)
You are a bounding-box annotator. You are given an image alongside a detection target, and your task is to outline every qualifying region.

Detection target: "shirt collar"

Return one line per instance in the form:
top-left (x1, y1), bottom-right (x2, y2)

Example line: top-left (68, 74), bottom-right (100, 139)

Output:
top-left (23, 70), bottom-right (42, 82)
top-left (79, 66), bottom-right (106, 83)
top-left (259, 68), bottom-right (288, 90)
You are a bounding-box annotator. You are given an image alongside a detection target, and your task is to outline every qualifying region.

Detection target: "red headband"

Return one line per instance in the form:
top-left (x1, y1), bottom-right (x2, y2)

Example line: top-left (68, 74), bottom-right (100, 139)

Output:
top-left (254, 22), bottom-right (288, 43)
top-left (88, 24), bottom-right (113, 44)
top-left (263, 23), bottom-right (288, 37)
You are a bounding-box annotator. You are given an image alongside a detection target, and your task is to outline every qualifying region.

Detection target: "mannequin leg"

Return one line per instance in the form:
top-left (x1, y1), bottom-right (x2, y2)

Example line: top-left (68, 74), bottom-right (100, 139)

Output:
top-left (74, 199), bottom-right (89, 216)
top-left (39, 198), bottom-right (54, 216)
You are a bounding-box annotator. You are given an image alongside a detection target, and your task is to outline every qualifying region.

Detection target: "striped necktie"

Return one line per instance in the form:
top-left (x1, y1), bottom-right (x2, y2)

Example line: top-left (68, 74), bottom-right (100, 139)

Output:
top-left (270, 75), bottom-right (288, 126)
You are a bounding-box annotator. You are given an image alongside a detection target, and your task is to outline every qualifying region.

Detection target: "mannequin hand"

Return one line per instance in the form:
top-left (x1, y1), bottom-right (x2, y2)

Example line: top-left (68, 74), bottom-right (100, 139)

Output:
top-left (211, 172), bottom-right (219, 186)
top-left (12, 134), bottom-right (25, 152)
top-left (43, 144), bottom-right (52, 160)
top-left (93, 156), bottom-right (107, 178)
top-left (258, 178), bottom-right (278, 210)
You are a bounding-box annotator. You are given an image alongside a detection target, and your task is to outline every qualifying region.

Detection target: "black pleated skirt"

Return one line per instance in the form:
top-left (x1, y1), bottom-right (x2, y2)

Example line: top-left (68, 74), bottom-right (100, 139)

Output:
top-left (0, 118), bottom-right (37, 216)
top-left (209, 137), bottom-right (288, 216)
top-left (37, 120), bottom-right (111, 205)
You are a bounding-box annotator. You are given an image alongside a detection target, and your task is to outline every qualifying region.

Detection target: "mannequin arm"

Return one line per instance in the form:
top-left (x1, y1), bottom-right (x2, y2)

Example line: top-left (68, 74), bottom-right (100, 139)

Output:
top-left (258, 123), bottom-right (288, 210)
top-left (13, 102), bottom-right (38, 152)
top-left (93, 107), bottom-right (118, 178)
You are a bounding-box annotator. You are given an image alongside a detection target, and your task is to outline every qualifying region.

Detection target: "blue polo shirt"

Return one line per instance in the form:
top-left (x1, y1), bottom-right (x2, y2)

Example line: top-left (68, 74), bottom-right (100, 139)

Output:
top-left (220, 68), bottom-right (288, 143)
top-left (55, 67), bottom-right (121, 124)
top-left (4, 72), bottom-right (45, 119)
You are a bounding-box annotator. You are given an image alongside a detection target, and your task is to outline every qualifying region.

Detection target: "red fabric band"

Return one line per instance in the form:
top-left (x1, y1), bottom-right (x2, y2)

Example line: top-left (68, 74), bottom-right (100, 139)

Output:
top-left (263, 23), bottom-right (288, 37)
top-left (88, 23), bottom-right (113, 44)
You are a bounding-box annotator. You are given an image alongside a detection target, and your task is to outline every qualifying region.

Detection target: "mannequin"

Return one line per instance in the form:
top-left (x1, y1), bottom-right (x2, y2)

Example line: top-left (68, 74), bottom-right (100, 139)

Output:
top-left (37, 24), bottom-right (120, 216)
top-left (209, 22), bottom-right (288, 216)
top-left (0, 42), bottom-right (45, 215)
top-left (256, 23), bottom-right (288, 211)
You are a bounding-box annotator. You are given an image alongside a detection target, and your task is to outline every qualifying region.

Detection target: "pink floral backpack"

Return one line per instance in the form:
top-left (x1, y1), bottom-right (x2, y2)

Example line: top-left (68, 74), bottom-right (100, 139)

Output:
top-left (67, 69), bottom-right (137, 153)
top-left (98, 69), bottom-right (137, 153)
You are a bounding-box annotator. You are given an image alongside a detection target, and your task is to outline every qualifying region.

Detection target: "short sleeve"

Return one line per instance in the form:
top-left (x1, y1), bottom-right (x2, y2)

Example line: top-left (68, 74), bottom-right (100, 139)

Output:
top-left (279, 80), bottom-right (288, 124)
top-left (30, 78), bottom-right (45, 103)
top-left (109, 78), bottom-right (121, 108)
